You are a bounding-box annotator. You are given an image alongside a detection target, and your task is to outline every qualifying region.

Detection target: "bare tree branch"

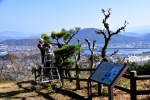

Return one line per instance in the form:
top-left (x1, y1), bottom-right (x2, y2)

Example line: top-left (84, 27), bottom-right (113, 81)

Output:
top-left (95, 8), bottom-right (128, 61)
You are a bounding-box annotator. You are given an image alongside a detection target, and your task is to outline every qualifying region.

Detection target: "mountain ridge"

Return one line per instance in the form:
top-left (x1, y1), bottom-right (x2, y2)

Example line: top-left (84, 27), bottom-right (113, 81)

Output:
top-left (0, 28), bottom-right (149, 46)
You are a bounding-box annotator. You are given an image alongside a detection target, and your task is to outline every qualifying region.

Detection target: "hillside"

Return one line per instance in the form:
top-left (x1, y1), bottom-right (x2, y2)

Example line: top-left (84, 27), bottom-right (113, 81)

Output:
top-left (0, 39), bottom-right (39, 46)
top-left (0, 28), bottom-right (148, 46)
top-left (0, 80), bottom-right (150, 100)
top-left (0, 81), bottom-right (130, 100)
top-left (141, 33), bottom-right (150, 42)
top-left (70, 28), bottom-right (141, 44)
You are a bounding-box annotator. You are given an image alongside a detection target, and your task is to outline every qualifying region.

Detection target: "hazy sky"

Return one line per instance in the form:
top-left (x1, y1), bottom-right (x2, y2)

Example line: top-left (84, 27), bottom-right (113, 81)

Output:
top-left (0, 0), bottom-right (150, 34)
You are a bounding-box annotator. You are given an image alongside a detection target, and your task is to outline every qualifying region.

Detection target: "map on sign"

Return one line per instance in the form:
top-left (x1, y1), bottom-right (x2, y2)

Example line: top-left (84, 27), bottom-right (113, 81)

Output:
top-left (89, 61), bottom-right (125, 85)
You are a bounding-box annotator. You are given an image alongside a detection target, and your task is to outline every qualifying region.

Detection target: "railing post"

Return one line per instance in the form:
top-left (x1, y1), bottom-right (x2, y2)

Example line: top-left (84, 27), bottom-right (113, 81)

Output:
top-left (34, 69), bottom-right (36, 81)
top-left (98, 82), bottom-right (102, 95)
top-left (59, 68), bottom-right (64, 86)
top-left (76, 65), bottom-right (80, 89)
top-left (130, 71), bottom-right (137, 100)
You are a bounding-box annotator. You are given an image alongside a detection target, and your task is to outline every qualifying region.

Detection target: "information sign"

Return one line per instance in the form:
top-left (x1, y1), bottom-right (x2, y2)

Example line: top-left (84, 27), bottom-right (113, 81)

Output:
top-left (89, 61), bottom-right (126, 85)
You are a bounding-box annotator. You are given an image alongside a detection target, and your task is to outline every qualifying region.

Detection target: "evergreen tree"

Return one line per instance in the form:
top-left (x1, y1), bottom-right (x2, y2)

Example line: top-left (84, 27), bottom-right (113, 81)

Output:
top-left (41, 33), bottom-right (51, 43)
top-left (51, 28), bottom-right (81, 68)
top-left (51, 28), bottom-right (81, 83)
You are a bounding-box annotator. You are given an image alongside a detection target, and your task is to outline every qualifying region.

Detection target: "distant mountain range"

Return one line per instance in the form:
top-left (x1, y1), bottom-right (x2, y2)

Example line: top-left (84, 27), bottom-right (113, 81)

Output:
top-left (69, 28), bottom-right (142, 44)
top-left (124, 25), bottom-right (150, 34)
top-left (0, 31), bottom-right (40, 42)
top-left (0, 28), bottom-right (150, 46)
top-left (0, 39), bottom-right (39, 46)
top-left (69, 28), bottom-right (150, 44)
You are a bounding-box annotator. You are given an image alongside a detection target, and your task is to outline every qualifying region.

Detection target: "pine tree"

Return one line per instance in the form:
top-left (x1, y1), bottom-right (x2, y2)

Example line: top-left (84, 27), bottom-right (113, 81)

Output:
top-left (51, 28), bottom-right (81, 84)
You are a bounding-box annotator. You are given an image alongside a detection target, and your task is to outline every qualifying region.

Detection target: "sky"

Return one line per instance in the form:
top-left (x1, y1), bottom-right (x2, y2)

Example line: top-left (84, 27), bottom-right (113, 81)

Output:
top-left (0, 0), bottom-right (150, 35)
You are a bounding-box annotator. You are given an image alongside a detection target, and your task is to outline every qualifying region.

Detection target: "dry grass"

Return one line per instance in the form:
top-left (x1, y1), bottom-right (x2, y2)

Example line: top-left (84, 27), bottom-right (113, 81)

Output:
top-left (0, 79), bottom-right (150, 100)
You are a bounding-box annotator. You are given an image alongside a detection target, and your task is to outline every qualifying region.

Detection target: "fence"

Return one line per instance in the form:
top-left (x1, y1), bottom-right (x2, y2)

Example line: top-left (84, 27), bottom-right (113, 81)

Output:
top-left (62, 68), bottom-right (150, 100)
top-left (33, 67), bottom-right (150, 100)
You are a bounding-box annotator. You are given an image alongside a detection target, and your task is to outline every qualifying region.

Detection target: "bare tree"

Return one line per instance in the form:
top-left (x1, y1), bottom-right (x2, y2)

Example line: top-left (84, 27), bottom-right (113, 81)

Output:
top-left (95, 8), bottom-right (128, 61)
top-left (85, 39), bottom-right (96, 68)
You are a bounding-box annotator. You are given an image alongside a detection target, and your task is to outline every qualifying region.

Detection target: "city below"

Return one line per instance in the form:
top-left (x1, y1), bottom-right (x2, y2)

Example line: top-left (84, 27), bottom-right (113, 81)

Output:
top-left (0, 43), bottom-right (150, 65)
top-left (1, 42), bottom-right (150, 55)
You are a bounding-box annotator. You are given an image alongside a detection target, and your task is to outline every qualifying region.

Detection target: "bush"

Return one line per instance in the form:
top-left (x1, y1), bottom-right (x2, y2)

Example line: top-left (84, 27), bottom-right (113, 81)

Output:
top-left (125, 60), bottom-right (150, 75)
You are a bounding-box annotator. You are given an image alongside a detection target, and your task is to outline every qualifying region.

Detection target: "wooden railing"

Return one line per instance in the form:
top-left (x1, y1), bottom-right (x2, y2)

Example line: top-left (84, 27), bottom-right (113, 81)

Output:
top-left (33, 67), bottom-right (150, 100)
top-left (62, 68), bottom-right (150, 100)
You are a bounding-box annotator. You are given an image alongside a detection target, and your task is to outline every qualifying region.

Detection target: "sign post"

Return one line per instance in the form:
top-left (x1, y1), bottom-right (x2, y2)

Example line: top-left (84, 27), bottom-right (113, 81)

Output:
top-left (88, 61), bottom-right (128, 100)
